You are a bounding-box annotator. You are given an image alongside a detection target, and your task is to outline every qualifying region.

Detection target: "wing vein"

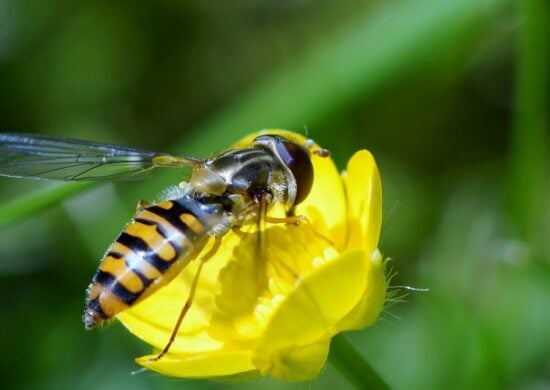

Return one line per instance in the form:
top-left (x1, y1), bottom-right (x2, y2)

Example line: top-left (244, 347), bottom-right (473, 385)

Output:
top-left (0, 133), bottom-right (201, 181)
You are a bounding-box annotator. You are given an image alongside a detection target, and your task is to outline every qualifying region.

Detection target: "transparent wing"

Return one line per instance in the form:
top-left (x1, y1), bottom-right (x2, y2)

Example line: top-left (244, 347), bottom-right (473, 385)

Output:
top-left (0, 133), bottom-right (203, 181)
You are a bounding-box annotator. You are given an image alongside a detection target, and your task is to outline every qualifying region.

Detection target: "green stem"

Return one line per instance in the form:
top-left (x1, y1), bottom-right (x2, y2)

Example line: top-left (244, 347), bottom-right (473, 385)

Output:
top-left (0, 182), bottom-right (93, 229)
top-left (329, 334), bottom-right (390, 389)
top-left (507, 0), bottom-right (549, 242)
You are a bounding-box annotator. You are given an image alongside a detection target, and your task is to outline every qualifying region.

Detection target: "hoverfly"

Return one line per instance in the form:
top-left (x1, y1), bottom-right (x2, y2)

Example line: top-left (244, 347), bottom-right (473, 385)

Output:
top-left (0, 131), bottom-right (329, 360)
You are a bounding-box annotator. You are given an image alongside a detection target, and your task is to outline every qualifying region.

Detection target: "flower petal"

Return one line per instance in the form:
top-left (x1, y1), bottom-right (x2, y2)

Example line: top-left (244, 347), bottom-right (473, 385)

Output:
top-left (342, 150), bottom-right (382, 252)
top-left (253, 249), bottom-right (369, 377)
top-left (117, 266), bottom-right (222, 353)
top-left (259, 339), bottom-right (331, 381)
top-left (117, 233), bottom-right (246, 353)
top-left (335, 248), bottom-right (387, 331)
top-left (135, 349), bottom-right (259, 379)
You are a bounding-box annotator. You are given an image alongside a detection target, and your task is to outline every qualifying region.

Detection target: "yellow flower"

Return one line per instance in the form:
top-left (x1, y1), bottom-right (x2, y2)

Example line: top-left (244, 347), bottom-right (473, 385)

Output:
top-left (117, 130), bottom-right (386, 381)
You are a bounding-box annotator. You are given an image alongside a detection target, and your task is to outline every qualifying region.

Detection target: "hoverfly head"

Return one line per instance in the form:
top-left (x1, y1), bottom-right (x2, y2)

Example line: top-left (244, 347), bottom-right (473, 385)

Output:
top-left (253, 134), bottom-right (329, 206)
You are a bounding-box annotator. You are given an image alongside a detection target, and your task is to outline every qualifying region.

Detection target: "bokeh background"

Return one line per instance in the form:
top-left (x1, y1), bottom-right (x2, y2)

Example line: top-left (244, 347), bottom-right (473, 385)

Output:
top-left (0, 0), bottom-right (548, 389)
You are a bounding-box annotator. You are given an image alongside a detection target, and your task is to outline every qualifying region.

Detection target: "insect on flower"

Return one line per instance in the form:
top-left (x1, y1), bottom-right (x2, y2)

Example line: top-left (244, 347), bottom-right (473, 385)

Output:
top-left (0, 130), bottom-right (332, 361)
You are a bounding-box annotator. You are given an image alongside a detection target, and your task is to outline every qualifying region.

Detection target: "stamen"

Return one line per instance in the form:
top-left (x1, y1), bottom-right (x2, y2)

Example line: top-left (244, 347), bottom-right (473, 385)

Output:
top-left (323, 248), bottom-right (339, 261)
top-left (254, 304), bottom-right (273, 323)
top-left (271, 294), bottom-right (285, 306)
top-left (306, 243), bottom-right (323, 257)
top-left (312, 256), bottom-right (327, 268)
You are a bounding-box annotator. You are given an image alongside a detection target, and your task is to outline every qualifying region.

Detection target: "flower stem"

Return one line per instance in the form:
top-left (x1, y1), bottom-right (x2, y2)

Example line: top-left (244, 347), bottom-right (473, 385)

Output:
top-left (329, 334), bottom-right (389, 389)
top-left (507, 0), bottom-right (549, 243)
top-left (0, 182), bottom-right (93, 229)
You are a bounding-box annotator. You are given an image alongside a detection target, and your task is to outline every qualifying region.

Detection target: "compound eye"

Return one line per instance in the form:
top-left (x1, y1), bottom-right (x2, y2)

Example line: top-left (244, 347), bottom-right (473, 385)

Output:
top-left (275, 140), bottom-right (314, 205)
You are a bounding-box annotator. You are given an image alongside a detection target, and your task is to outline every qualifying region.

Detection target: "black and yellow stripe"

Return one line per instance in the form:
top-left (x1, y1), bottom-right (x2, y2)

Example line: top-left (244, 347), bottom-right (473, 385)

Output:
top-left (83, 196), bottom-right (214, 329)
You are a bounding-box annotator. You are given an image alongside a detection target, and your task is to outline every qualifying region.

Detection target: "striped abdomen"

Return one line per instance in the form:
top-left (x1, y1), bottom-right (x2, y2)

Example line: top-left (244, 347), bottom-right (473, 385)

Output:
top-left (84, 197), bottom-right (222, 328)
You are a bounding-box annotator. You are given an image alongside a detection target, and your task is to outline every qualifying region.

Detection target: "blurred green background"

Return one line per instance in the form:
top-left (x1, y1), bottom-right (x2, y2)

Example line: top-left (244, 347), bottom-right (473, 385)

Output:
top-left (0, 0), bottom-right (548, 389)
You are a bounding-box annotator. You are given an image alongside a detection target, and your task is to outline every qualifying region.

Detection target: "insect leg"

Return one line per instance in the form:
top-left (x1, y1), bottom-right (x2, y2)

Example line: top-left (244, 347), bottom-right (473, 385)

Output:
top-left (254, 197), bottom-right (268, 294)
top-left (278, 209), bottom-right (336, 246)
top-left (135, 199), bottom-right (151, 214)
top-left (150, 235), bottom-right (222, 362)
top-left (255, 197), bottom-right (305, 282)
top-left (267, 203), bottom-right (306, 225)
top-left (265, 215), bottom-right (306, 225)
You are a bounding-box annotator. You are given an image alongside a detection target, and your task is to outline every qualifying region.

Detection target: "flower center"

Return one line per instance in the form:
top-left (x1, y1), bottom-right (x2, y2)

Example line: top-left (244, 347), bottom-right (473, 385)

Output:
top-left (208, 222), bottom-right (339, 345)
